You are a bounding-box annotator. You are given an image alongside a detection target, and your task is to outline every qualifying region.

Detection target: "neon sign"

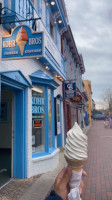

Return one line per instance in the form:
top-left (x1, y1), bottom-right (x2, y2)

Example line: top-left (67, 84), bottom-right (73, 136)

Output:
top-left (71, 94), bottom-right (83, 103)
top-left (32, 97), bottom-right (45, 114)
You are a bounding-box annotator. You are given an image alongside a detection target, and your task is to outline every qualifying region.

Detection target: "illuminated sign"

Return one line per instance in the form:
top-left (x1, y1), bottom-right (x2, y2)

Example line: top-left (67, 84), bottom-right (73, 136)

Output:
top-left (65, 81), bottom-right (76, 98)
top-left (33, 119), bottom-right (43, 128)
top-left (32, 106), bottom-right (44, 114)
top-left (71, 94), bottom-right (83, 103)
top-left (2, 25), bottom-right (44, 60)
top-left (32, 97), bottom-right (44, 105)
top-left (32, 97), bottom-right (45, 114)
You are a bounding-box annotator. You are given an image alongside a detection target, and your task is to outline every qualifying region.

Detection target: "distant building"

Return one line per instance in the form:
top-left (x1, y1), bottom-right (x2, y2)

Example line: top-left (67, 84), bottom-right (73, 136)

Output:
top-left (83, 80), bottom-right (92, 122)
top-left (61, 25), bottom-right (86, 134)
top-left (92, 99), bottom-right (96, 110)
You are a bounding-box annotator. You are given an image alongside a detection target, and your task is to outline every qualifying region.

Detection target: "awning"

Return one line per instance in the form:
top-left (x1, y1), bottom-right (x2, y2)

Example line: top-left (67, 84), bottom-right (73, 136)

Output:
top-left (29, 70), bottom-right (60, 89)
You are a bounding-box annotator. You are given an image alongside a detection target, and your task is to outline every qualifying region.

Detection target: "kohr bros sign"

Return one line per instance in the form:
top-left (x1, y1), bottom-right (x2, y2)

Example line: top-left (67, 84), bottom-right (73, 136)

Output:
top-left (2, 25), bottom-right (44, 60)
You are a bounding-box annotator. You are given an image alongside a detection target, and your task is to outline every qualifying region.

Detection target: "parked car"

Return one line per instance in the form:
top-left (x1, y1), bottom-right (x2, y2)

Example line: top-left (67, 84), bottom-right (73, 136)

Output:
top-left (93, 114), bottom-right (105, 120)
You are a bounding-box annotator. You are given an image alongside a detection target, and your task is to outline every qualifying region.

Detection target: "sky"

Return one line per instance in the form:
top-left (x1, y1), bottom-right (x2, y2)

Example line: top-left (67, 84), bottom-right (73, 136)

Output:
top-left (64, 0), bottom-right (112, 109)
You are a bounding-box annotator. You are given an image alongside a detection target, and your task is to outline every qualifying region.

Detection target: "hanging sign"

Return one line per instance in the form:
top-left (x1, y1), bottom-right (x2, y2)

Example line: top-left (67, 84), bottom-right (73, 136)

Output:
top-left (65, 81), bottom-right (76, 98)
top-left (2, 25), bottom-right (44, 60)
top-left (71, 94), bottom-right (83, 103)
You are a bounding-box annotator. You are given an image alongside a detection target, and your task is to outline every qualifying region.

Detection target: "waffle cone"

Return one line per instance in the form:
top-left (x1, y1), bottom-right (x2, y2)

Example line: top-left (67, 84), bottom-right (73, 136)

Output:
top-left (17, 41), bottom-right (27, 56)
top-left (64, 155), bottom-right (87, 172)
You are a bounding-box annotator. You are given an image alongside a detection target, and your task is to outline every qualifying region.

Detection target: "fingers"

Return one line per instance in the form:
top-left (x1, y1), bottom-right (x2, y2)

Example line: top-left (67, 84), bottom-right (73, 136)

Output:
top-left (82, 169), bottom-right (87, 177)
top-left (79, 180), bottom-right (84, 194)
top-left (79, 187), bottom-right (82, 194)
top-left (60, 166), bottom-right (72, 186)
top-left (56, 167), bottom-right (66, 180)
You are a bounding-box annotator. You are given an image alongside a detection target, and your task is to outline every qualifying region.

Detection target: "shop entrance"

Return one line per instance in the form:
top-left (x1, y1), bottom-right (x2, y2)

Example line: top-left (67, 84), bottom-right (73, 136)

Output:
top-left (0, 70), bottom-right (32, 181)
top-left (0, 86), bottom-right (14, 188)
top-left (66, 103), bottom-right (71, 133)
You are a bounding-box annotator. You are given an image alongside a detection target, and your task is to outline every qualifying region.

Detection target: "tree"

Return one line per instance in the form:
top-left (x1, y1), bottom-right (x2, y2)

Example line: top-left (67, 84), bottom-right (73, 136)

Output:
top-left (102, 88), bottom-right (112, 112)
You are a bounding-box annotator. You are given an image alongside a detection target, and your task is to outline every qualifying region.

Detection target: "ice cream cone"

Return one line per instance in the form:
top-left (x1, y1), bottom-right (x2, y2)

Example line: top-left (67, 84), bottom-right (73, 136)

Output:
top-left (64, 123), bottom-right (88, 200)
top-left (17, 41), bottom-right (27, 56)
top-left (64, 155), bottom-right (87, 172)
top-left (16, 26), bottom-right (28, 56)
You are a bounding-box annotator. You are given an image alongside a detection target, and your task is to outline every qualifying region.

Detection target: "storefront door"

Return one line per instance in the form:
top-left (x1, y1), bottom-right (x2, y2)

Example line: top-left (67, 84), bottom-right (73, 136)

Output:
top-left (0, 86), bottom-right (14, 188)
top-left (0, 70), bottom-right (32, 182)
top-left (66, 103), bottom-right (71, 134)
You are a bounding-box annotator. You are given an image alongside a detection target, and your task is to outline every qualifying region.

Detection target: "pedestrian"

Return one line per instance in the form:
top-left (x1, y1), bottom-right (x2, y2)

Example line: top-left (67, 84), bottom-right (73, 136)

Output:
top-left (104, 118), bottom-right (109, 128)
top-left (45, 166), bottom-right (86, 200)
top-left (109, 116), bottom-right (112, 128)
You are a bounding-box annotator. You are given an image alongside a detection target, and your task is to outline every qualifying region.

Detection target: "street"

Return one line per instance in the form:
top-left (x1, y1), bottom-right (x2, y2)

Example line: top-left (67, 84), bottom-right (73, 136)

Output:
top-left (82, 120), bottom-right (112, 200)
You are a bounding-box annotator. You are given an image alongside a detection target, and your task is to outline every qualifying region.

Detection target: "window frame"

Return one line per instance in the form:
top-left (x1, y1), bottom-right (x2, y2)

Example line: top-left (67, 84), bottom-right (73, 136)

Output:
top-left (32, 84), bottom-right (55, 158)
top-left (49, 16), bottom-right (56, 41)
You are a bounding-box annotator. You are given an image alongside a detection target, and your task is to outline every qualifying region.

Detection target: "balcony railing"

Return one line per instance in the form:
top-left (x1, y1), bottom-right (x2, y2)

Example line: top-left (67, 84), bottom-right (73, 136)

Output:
top-left (1, 0), bottom-right (66, 79)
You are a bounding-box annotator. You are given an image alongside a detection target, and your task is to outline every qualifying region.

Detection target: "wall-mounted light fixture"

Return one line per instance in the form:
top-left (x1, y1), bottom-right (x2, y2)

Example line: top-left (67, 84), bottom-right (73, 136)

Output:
top-left (32, 87), bottom-right (43, 94)
top-left (60, 78), bottom-right (64, 81)
top-left (51, 1), bottom-right (55, 5)
top-left (45, 66), bottom-right (49, 70)
top-left (53, 72), bottom-right (58, 77)
top-left (58, 20), bottom-right (62, 24)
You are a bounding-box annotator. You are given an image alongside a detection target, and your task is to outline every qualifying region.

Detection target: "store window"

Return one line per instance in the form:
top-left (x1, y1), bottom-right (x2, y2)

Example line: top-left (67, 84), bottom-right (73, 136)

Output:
top-left (50, 18), bottom-right (56, 41)
top-left (48, 89), bottom-right (53, 148)
top-left (55, 98), bottom-right (61, 135)
top-left (32, 85), bottom-right (55, 157)
top-left (32, 86), bottom-right (45, 154)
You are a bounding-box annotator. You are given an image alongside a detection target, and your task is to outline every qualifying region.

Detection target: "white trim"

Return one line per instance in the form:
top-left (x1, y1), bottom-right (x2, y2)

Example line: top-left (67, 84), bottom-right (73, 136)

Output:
top-left (32, 148), bottom-right (60, 162)
top-left (0, 179), bottom-right (12, 190)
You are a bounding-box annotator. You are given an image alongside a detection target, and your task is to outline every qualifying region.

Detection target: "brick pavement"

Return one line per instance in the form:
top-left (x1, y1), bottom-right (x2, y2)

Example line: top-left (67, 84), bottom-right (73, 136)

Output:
top-left (82, 120), bottom-right (112, 200)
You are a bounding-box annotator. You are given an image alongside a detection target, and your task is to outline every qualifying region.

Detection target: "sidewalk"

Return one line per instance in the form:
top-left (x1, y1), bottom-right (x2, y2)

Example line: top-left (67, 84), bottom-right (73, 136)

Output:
top-left (82, 123), bottom-right (91, 135)
top-left (0, 123), bottom-right (91, 200)
top-left (82, 120), bottom-right (112, 200)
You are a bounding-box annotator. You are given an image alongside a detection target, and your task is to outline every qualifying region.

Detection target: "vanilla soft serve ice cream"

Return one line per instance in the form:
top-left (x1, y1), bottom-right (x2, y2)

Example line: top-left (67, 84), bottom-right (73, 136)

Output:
top-left (64, 122), bottom-right (88, 171)
top-left (65, 122), bottom-right (88, 200)
top-left (64, 122), bottom-right (88, 160)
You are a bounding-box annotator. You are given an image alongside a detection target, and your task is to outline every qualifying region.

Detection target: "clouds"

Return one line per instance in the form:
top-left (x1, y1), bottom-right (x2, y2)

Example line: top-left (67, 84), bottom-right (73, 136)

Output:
top-left (65, 0), bottom-right (112, 108)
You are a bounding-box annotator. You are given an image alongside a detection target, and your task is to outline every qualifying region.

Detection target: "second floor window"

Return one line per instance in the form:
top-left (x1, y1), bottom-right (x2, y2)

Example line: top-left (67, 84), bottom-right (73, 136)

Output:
top-left (50, 21), bottom-right (53, 37)
top-left (50, 19), bottom-right (55, 41)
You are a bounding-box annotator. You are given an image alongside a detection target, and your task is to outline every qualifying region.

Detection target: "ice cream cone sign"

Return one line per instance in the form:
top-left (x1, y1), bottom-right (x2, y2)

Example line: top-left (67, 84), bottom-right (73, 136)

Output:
top-left (16, 26), bottom-right (28, 56)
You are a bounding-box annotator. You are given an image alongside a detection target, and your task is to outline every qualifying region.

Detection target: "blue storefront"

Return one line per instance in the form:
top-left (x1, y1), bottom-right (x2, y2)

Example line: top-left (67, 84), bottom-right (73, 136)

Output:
top-left (0, 0), bottom-right (68, 186)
